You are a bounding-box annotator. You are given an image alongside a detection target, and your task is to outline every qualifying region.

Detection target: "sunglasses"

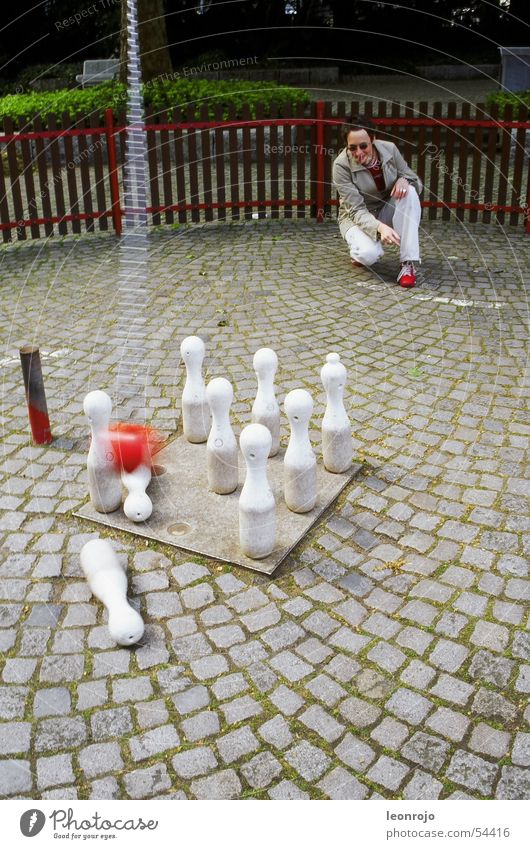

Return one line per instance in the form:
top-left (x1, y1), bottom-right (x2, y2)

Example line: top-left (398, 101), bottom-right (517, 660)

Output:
top-left (348, 142), bottom-right (369, 151)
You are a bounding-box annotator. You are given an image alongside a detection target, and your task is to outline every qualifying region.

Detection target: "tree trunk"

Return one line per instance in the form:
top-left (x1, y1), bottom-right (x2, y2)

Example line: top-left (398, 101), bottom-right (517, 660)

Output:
top-left (120, 0), bottom-right (172, 84)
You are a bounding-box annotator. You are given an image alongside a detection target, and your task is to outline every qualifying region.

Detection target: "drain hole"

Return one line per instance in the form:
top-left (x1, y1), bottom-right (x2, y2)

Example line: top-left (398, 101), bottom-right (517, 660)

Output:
top-left (168, 522), bottom-right (192, 536)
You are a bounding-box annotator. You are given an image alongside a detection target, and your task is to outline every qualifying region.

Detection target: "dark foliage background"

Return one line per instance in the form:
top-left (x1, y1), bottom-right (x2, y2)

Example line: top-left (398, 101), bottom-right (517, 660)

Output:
top-left (2, 0), bottom-right (529, 84)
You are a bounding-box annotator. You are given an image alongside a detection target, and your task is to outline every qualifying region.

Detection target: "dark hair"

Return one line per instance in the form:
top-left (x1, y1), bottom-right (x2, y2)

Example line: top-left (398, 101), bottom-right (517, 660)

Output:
top-left (341, 115), bottom-right (376, 145)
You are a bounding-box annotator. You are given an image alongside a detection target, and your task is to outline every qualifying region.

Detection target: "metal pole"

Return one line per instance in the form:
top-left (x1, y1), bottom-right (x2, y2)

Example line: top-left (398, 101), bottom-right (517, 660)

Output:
top-left (19, 346), bottom-right (53, 444)
top-left (114, 0), bottom-right (149, 421)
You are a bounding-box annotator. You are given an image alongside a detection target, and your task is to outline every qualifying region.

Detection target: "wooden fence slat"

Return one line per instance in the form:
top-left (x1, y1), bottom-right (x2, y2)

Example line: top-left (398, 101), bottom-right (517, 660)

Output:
top-left (47, 114), bottom-right (68, 235)
top-left (296, 101), bottom-right (306, 218)
top-left (61, 111), bottom-right (81, 234)
top-left (159, 110), bottom-right (174, 224)
top-left (376, 100), bottom-right (387, 133)
top-left (199, 105), bottom-right (213, 222)
top-left (172, 107), bottom-right (187, 224)
top-left (32, 115), bottom-right (54, 237)
top-left (73, 112), bottom-right (94, 232)
top-left (255, 102), bottom-right (266, 218)
top-left (330, 103), bottom-right (347, 220)
top-left (321, 101), bottom-right (334, 220)
top-left (330, 106), bottom-right (339, 219)
top-left (428, 103), bottom-right (443, 220)
top-left (309, 101), bottom-right (317, 218)
top-left (241, 103), bottom-right (253, 220)
top-left (510, 104), bottom-right (528, 226)
top-left (335, 101), bottom-right (346, 144)
top-left (374, 100), bottom-right (389, 144)
top-left (455, 103), bottom-right (470, 221)
top-left (442, 102), bottom-right (457, 221)
top-left (469, 104), bottom-right (484, 224)
top-left (89, 111), bottom-right (108, 230)
top-left (314, 101), bottom-right (324, 219)
top-left (116, 109), bottom-right (126, 223)
top-left (483, 102), bottom-right (498, 223)
top-left (269, 101), bottom-right (279, 219)
top-left (416, 101), bottom-right (428, 188)
top-left (74, 111), bottom-right (95, 232)
top-left (283, 102), bottom-right (293, 219)
top-left (0, 121), bottom-right (12, 241)
top-left (186, 105), bottom-right (200, 223)
top-left (4, 117), bottom-right (27, 239)
top-left (17, 115), bottom-right (40, 238)
top-left (403, 101), bottom-right (414, 166)
top-left (146, 111), bottom-right (161, 226)
top-left (227, 102), bottom-right (240, 220)
top-left (525, 137), bottom-right (530, 233)
top-left (213, 104), bottom-right (226, 222)
top-left (389, 101), bottom-right (401, 152)
top-left (496, 103), bottom-right (513, 225)
top-left (118, 110), bottom-right (127, 164)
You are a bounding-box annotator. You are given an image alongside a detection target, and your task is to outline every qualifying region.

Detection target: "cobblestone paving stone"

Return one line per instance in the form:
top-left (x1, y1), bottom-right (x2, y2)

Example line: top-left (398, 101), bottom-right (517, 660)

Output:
top-left (0, 220), bottom-right (529, 799)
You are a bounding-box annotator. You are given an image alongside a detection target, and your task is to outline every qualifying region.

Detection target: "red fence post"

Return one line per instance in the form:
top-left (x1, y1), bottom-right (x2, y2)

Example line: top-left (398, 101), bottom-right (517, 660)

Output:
top-left (105, 108), bottom-right (122, 236)
top-left (315, 101), bottom-right (325, 222)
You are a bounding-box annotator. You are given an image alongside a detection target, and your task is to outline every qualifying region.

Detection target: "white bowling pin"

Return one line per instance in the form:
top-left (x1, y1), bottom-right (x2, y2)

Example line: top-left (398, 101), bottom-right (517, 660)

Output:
top-left (122, 463), bottom-right (152, 522)
top-left (206, 377), bottom-right (238, 494)
top-left (284, 389), bottom-right (317, 513)
top-left (180, 335), bottom-right (210, 443)
top-left (321, 353), bottom-right (353, 474)
top-left (251, 347), bottom-right (280, 457)
top-left (83, 390), bottom-right (122, 513)
top-left (80, 538), bottom-right (144, 646)
top-left (239, 423), bottom-right (276, 559)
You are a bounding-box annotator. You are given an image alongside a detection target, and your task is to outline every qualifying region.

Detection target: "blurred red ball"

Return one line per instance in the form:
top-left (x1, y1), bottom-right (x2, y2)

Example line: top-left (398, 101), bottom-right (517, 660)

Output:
top-left (108, 423), bottom-right (164, 473)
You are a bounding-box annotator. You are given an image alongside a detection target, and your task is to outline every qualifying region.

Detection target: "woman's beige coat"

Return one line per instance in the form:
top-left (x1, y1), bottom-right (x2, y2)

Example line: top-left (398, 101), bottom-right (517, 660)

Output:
top-left (332, 141), bottom-right (422, 240)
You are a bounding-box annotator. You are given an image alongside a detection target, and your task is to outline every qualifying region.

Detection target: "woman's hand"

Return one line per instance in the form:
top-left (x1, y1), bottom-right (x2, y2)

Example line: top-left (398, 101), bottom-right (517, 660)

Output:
top-left (390, 177), bottom-right (410, 199)
top-left (377, 223), bottom-right (401, 246)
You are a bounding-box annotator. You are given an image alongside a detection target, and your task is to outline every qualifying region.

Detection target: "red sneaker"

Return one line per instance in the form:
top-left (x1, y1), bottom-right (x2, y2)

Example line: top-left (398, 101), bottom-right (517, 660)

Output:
top-left (351, 259), bottom-right (363, 268)
top-left (397, 261), bottom-right (416, 288)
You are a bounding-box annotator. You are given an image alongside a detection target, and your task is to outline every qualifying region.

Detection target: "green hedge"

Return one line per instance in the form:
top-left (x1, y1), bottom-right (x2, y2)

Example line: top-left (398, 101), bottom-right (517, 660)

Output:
top-left (0, 79), bottom-right (309, 125)
top-left (486, 89), bottom-right (530, 113)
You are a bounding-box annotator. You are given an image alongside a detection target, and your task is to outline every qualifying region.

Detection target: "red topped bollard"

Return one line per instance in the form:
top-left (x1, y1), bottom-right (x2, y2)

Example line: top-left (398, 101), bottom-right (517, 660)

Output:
top-left (19, 346), bottom-right (53, 445)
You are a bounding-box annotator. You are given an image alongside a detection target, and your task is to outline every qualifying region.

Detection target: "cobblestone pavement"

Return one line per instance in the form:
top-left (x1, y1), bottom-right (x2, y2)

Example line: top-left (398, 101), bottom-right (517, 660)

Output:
top-left (0, 218), bottom-right (529, 800)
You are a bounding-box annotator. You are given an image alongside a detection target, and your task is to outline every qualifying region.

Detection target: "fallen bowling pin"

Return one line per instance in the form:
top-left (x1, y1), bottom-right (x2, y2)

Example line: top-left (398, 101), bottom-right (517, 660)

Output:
top-left (122, 463), bottom-right (152, 522)
top-left (284, 388), bottom-right (317, 513)
top-left (206, 377), bottom-right (238, 494)
top-left (251, 347), bottom-right (280, 457)
top-left (239, 423), bottom-right (276, 559)
top-left (321, 352), bottom-right (353, 473)
top-left (180, 335), bottom-right (210, 443)
top-left (80, 538), bottom-right (144, 646)
top-left (83, 390), bottom-right (122, 513)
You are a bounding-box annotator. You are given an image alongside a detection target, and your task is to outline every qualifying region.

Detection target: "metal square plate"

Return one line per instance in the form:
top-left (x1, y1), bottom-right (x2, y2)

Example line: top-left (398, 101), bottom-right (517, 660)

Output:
top-left (75, 435), bottom-right (360, 575)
